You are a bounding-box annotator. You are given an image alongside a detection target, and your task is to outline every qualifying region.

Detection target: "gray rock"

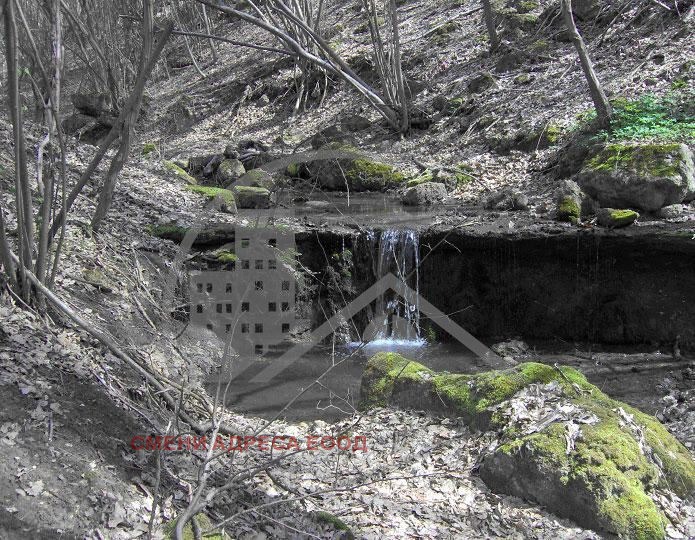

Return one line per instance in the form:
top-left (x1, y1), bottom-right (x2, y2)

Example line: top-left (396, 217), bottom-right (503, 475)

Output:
top-left (655, 204), bottom-right (685, 219)
top-left (402, 182), bottom-right (448, 206)
top-left (215, 159), bottom-right (246, 185)
top-left (483, 189), bottom-right (529, 211)
top-left (577, 143), bottom-right (695, 212)
top-left (232, 186), bottom-right (272, 209)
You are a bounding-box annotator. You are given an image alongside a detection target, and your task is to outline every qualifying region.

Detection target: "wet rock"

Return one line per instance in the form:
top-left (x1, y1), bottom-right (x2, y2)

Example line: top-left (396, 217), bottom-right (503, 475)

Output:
top-left (402, 182), bottom-right (448, 206)
top-left (360, 354), bottom-right (695, 540)
top-left (232, 186), bottom-right (272, 209)
top-left (581, 195), bottom-right (600, 217)
top-left (215, 159), bottom-right (246, 185)
top-left (491, 339), bottom-right (529, 357)
top-left (596, 208), bottom-right (639, 228)
top-left (577, 143), bottom-right (695, 212)
top-left (468, 72), bottom-right (497, 94)
top-left (483, 190), bottom-right (529, 211)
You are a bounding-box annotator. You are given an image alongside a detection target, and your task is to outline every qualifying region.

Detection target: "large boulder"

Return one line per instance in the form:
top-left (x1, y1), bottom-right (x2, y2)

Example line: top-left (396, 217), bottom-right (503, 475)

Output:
top-left (554, 179), bottom-right (583, 222)
top-left (402, 182), bottom-right (448, 206)
top-left (289, 145), bottom-right (407, 192)
top-left (360, 353), bottom-right (695, 540)
top-left (232, 186), bottom-right (272, 209)
top-left (577, 143), bottom-right (695, 212)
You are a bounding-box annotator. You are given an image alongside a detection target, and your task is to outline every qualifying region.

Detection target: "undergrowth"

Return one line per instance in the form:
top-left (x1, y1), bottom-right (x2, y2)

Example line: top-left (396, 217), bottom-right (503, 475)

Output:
top-left (578, 90), bottom-right (695, 143)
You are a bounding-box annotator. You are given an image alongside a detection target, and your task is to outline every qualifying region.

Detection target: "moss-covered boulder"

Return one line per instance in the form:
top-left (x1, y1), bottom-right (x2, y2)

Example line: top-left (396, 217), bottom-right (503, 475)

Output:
top-left (232, 185), bottom-right (272, 209)
top-left (596, 208), bottom-right (639, 228)
top-left (359, 353), bottom-right (695, 539)
top-left (185, 185), bottom-right (236, 213)
top-left (163, 160), bottom-right (197, 185)
top-left (290, 145), bottom-right (407, 192)
top-left (239, 168), bottom-right (275, 190)
top-left (577, 143), bottom-right (695, 212)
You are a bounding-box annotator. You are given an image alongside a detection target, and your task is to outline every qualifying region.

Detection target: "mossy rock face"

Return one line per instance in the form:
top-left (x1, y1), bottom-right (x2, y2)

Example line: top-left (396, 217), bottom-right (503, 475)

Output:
top-left (185, 185), bottom-right (236, 213)
top-left (359, 354), bottom-right (695, 539)
top-left (297, 145), bottom-right (407, 192)
top-left (557, 195), bottom-right (581, 222)
top-left (163, 160), bottom-right (197, 185)
top-left (232, 185), bottom-right (272, 209)
top-left (596, 208), bottom-right (639, 228)
top-left (577, 143), bottom-right (695, 211)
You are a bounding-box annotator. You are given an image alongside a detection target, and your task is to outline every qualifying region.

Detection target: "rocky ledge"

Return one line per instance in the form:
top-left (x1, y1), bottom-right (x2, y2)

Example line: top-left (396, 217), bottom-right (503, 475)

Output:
top-left (359, 353), bottom-right (695, 540)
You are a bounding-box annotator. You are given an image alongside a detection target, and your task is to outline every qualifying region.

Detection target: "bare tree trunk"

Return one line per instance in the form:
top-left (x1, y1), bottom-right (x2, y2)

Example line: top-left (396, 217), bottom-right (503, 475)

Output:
top-left (36, 0), bottom-right (62, 290)
top-left (201, 3), bottom-right (218, 64)
top-left (561, 0), bottom-right (612, 128)
top-left (4, 0), bottom-right (34, 299)
top-left (481, 0), bottom-right (499, 52)
top-left (388, 0), bottom-right (408, 132)
top-left (91, 14), bottom-right (174, 231)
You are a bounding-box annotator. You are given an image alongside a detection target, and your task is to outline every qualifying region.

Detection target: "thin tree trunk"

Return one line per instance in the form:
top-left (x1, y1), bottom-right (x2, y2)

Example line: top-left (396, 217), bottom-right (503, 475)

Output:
top-left (561, 0), bottom-right (612, 128)
top-left (201, 4), bottom-right (218, 63)
top-left (388, 0), bottom-right (408, 132)
top-left (91, 15), bottom-right (174, 231)
top-left (36, 0), bottom-right (62, 290)
top-left (4, 0), bottom-right (34, 298)
top-left (481, 0), bottom-right (499, 52)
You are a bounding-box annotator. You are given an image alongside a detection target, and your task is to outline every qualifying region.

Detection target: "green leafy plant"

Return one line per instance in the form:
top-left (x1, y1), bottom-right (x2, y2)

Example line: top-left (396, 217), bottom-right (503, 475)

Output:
top-left (579, 91), bottom-right (695, 143)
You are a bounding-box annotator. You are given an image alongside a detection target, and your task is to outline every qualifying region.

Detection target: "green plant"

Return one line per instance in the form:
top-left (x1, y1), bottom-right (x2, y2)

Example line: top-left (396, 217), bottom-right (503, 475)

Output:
top-left (582, 92), bottom-right (695, 143)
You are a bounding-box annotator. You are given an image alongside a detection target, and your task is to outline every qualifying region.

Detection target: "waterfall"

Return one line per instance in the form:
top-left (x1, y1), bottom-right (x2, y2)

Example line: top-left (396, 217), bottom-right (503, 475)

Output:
top-left (368, 229), bottom-right (422, 342)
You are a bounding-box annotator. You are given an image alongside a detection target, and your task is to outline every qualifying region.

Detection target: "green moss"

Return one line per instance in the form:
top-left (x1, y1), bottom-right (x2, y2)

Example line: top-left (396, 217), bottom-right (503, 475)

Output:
top-left (185, 185), bottom-right (235, 206)
top-left (362, 356), bottom-right (693, 539)
top-left (557, 196), bottom-right (580, 221)
top-left (149, 222), bottom-right (188, 240)
top-left (610, 209), bottom-right (639, 224)
top-left (586, 143), bottom-right (683, 177)
top-left (286, 162), bottom-right (301, 177)
top-left (346, 159), bottom-right (407, 190)
top-left (517, 0), bottom-right (539, 13)
top-left (163, 160), bottom-right (197, 184)
top-left (142, 142), bottom-right (156, 156)
top-left (163, 514), bottom-right (224, 539)
top-left (407, 169), bottom-right (434, 188)
top-left (215, 250), bottom-right (237, 264)
top-left (313, 511), bottom-right (353, 537)
top-left (545, 123), bottom-right (562, 144)
top-left (529, 39), bottom-right (549, 53)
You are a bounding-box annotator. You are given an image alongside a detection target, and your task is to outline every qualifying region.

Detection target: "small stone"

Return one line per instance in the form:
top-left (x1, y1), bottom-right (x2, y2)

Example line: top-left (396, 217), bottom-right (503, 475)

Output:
top-left (596, 208), bottom-right (639, 228)
top-left (402, 183), bottom-right (447, 206)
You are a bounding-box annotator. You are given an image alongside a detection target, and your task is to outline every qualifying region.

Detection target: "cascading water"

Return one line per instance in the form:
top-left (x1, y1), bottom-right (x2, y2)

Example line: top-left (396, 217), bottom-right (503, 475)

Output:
top-left (363, 228), bottom-right (423, 344)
